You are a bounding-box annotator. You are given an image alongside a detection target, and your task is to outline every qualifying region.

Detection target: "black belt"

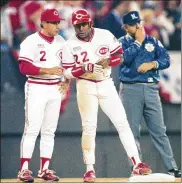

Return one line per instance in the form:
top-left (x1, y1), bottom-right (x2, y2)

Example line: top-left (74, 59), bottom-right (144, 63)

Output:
top-left (121, 81), bottom-right (157, 84)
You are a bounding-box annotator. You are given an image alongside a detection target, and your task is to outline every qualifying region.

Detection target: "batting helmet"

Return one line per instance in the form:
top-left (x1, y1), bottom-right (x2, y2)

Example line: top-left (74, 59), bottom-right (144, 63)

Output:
top-left (72, 9), bottom-right (92, 25)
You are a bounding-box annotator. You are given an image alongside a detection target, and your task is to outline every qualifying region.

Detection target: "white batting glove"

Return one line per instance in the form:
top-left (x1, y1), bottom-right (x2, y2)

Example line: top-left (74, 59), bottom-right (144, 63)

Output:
top-left (83, 63), bottom-right (103, 73)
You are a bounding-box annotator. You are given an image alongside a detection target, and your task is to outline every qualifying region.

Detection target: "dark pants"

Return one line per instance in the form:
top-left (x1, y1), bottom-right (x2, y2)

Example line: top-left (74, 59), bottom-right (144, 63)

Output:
top-left (119, 82), bottom-right (177, 170)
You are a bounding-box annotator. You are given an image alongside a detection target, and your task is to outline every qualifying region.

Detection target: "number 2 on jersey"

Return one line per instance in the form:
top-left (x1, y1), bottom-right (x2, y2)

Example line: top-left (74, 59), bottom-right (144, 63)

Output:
top-left (74, 51), bottom-right (89, 64)
top-left (40, 51), bottom-right (46, 61)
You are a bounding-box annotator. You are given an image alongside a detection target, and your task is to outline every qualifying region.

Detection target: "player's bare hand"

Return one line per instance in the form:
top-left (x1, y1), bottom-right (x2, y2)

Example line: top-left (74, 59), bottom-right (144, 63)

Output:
top-left (58, 79), bottom-right (71, 94)
top-left (137, 62), bottom-right (156, 73)
top-left (97, 58), bottom-right (110, 69)
top-left (40, 66), bottom-right (63, 75)
top-left (48, 66), bottom-right (63, 75)
top-left (135, 23), bottom-right (145, 44)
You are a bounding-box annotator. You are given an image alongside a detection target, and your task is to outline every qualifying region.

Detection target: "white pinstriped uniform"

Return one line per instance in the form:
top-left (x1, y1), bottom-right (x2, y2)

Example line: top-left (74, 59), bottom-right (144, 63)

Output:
top-left (19, 32), bottom-right (65, 159)
top-left (62, 28), bottom-right (141, 164)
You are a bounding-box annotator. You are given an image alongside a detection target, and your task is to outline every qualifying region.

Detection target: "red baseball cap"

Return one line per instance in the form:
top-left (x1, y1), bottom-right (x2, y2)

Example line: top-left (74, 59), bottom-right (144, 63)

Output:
top-left (40, 8), bottom-right (64, 22)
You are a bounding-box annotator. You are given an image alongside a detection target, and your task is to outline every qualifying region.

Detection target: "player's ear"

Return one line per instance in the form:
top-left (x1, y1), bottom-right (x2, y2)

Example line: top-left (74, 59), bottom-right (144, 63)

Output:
top-left (41, 21), bottom-right (47, 29)
top-left (89, 21), bottom-right (93, 28)
top-left (122, 25), bottom-right (127, 30)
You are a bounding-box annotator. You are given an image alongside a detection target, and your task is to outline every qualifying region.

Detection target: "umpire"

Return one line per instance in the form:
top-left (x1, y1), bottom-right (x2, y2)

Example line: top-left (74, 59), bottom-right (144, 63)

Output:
top-left (118, 11), bottom-right (181, 177)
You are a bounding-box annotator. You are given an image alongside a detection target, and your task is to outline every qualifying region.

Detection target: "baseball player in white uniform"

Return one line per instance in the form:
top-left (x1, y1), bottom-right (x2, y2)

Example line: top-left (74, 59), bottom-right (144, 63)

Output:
top-left (17, 8), bottom-right (68, 182)
top-left (62, 9), bottom-right (152, 182)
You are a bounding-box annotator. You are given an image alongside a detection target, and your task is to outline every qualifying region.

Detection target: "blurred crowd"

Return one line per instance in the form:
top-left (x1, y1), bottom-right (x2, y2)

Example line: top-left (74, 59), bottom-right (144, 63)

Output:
top-left (1, 0), bottom-right (181, 51)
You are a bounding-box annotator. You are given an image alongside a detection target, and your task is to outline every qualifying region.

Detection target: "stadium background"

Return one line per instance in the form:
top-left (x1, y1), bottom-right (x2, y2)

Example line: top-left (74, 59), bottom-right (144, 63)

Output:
top-left (1, 0), bottom-right (181, 179)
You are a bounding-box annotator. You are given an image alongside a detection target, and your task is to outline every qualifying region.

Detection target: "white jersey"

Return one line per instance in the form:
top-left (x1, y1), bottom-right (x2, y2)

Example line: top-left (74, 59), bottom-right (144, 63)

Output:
top-left (19, 32), bottom-right (66, 79)
top-left (62, 28), bottom-right (121, 81)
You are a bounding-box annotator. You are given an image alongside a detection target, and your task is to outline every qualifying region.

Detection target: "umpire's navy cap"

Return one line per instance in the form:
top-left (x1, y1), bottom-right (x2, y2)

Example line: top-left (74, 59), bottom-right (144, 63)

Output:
top-left (122, 11), bottom-right (142, 25)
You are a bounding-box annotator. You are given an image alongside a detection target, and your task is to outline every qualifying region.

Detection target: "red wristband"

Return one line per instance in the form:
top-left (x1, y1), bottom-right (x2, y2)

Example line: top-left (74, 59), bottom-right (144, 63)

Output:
top-left (109, 55), bottom-right (121, 67)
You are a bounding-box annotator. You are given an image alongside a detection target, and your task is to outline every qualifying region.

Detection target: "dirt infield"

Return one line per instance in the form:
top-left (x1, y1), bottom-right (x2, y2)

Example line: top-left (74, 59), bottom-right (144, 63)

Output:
top-left (0, 178), bottom-right (181, 183)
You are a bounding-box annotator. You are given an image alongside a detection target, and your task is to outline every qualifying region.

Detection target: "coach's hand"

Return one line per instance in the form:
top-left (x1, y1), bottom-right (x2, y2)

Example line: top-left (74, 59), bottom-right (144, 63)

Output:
top-left (83, 63), bottom-right (103, 74)
top-left (40, 66), bottom-right (63, 75)
top-left (137, 62), bottom-right (156, 73)
top-left (58, 79), bottom-right (71, 94)
top-left (135, 23), bottom-right (145, 44)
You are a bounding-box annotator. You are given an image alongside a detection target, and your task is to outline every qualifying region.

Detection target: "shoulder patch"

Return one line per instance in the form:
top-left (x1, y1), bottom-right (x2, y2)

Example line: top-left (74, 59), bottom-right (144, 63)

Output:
top-left (145, 43), bottom-right (154, 52)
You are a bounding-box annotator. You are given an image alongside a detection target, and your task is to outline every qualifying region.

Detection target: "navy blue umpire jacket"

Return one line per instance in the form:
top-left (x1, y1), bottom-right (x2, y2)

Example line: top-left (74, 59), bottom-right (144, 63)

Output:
top-left (118, 34), bottom-right (170, 83)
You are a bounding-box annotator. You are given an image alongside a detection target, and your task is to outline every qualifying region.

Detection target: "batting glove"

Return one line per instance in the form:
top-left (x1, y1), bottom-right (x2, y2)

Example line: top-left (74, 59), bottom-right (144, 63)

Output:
top-left (83, 63), bottom-right (103, 73)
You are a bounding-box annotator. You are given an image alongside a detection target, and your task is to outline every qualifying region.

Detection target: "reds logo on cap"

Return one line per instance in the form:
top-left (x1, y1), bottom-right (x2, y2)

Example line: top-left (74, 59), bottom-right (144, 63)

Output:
top-left (76, 13), bottom-right (88, 19)
top-left (54, 11), bottom-right (58, 15)
top-left (72, 9), bottom-right (92, 25)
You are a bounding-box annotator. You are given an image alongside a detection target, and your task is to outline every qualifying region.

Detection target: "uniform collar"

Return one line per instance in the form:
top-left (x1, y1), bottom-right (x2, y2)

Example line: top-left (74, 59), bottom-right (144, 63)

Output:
top-left (38, 31), bottom-right (54, 43)
top-left (126, 33), bottom-right (135, 40)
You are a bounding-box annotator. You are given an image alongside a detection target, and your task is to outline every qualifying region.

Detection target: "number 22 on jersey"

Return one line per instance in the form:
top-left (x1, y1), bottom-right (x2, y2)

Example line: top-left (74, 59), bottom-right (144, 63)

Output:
top-left (74, 51), bottom-right (89, 64)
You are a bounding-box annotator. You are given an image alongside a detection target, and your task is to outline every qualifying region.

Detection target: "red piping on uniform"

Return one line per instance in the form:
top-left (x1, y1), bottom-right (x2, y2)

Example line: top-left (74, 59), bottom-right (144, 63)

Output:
top-left (131, 157), bottom-right (136, 165)
top-left (19, 57), bottom-right (33, 63)
top-left (27, 80), bottom-right (60, 85)
top-left (110, 46), bottom-right (123, 55)
top-left (62, 62), bottom-right (75, 68)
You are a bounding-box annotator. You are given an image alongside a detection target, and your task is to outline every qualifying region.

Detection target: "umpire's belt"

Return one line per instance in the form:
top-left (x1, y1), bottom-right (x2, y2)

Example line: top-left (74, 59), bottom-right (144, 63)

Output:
top-left (121, 81), bottom-right (157, 84)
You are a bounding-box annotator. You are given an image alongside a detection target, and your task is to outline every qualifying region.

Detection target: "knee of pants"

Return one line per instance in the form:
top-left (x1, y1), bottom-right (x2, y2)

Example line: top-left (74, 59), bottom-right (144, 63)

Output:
top-left (114, 118), bottom-right (131, 133)
top-left (82, 124), bottom-right (97, 136)
top-left (151, 126), bottom-right (167, 137)
top-left (24, 128), bottom-right (40, 138)
top-left (41, 131), bottom-right (55, 139)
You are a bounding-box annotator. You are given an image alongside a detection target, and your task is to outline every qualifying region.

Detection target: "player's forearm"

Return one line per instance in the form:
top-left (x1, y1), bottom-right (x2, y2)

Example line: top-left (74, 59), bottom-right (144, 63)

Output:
top-left (63, 66), bottom-right (85, 79)
top-left (19, 60), bottom-right (63, 76)
top-left (19, 61), bottom-right (52, 75)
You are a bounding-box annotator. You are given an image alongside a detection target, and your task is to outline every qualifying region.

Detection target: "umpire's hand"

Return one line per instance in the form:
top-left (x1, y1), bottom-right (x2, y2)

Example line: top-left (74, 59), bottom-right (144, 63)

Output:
top-left (137, 62), bottom-right (157, 73)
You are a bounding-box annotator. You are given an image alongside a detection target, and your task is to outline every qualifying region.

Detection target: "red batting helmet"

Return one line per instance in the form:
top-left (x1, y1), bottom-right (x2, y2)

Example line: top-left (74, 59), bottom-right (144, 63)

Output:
top-left (72, 9), bottom-right (92, 25)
